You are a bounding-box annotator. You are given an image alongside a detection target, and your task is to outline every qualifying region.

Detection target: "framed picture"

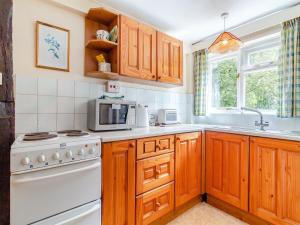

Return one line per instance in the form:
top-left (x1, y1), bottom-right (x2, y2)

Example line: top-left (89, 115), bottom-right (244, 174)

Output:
top-left (36, 21), bottom-right (70, 72)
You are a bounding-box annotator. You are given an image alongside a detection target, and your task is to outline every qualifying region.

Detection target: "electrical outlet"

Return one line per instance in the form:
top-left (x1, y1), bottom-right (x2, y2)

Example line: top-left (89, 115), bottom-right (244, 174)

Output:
top-left (0, 72), bottom-right (2, 86)
top-left (106, 80), bottom-right (120, 93)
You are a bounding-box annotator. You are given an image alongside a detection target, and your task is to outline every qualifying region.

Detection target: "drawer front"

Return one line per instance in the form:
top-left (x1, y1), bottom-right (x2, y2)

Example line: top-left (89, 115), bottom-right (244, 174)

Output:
top-left (137, 135), bottom-right (174, 159)
top-left (137, 153), bottom-right (174, 195)
top-left (136, 182), bottom-right (174, 225)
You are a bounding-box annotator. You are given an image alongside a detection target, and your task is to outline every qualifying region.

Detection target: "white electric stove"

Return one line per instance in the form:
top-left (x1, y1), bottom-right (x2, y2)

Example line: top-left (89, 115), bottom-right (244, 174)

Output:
top-left (10, 130), bottom-right (102, 225)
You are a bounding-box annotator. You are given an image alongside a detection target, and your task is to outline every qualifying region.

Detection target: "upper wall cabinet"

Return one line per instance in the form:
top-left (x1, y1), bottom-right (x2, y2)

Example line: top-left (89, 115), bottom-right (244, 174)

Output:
top-left (85, 8), bottom-right (119, 79)
top-left (120, 15), bottom-right (157, 81)
top-left (85, 8), bottom-right (183, 86)
top-left (157, 32), bottom-right (183, 85)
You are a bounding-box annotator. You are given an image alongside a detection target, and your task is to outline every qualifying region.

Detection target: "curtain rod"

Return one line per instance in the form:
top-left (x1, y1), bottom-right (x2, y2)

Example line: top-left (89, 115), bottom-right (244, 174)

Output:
top-left (192, 2), bottom-right (300, 46)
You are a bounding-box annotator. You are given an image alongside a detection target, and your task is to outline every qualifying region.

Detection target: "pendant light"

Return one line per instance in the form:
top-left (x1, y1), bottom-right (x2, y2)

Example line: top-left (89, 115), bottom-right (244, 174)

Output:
top-left (208, 13), bottom-right (242, 54)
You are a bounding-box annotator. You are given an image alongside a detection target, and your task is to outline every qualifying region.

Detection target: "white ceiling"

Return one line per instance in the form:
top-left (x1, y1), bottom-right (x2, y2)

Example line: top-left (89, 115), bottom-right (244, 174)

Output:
top-left (96, 0), bottom-right (300, 43)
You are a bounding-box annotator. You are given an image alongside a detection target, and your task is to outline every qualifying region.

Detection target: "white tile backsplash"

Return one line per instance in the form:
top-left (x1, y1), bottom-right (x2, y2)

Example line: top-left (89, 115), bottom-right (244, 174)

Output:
top-left (57, 114), bottom-right (74, 130)
top-left (57, 97), bottom-right (74, 113)
top-left (38, 114), bottom-right (57, 132)
top-left (57, 80), bottom-right (74, 97)
top-left (75, 114), bottom-right (87, 130)
top-left (75, 81), bottom-right (90, 98)
top-left (15, 114), bottom-right (38, 133)
top-left (38, 78), bottom-right (57, 96)
top-left (38, 96), bottom-right (57, 113)
top-left (75, 98), bottom-right (89, 113)
top-left (15, 75), bottom-right (191, 134)
top-left (16, 95), bottom-right (38, 113)
top-left (16, 76), bottom-right (37, 95)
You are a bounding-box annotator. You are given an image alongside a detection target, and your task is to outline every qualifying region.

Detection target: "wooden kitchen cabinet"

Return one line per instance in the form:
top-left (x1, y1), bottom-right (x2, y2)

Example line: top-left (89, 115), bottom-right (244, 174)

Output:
top-left (136, 182), bottom-right (174, 225)
top-left (120, 15), bottom-right (157, 80)
top-left (137, 135), bottom-right (175, 159)
top-left (120, 15), bottom-right (140, 78)
top-left (175, 132), bottom-right (201, 207)
top-left (102, 140), bottom-right (136, 225)
top-left (157, 32), bottom-right (183, 85)
top-left (136, 152), bottom-right (174, 195)
top-left (206, 131), bottom-right (249, 211)
top-left (250, 137), bottom-right (300, 225)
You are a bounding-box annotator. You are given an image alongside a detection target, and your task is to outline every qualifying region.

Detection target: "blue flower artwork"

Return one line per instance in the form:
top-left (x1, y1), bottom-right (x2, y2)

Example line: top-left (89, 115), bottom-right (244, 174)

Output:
top-left (44, 34), bottom-right (61, 59)
top-left (36, 22), bottom-right (69, 71)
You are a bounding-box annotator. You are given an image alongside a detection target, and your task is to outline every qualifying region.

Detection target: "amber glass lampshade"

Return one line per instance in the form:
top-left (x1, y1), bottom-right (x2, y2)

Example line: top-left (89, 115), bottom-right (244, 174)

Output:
top-left (208, 31), bottom-right (242, 54)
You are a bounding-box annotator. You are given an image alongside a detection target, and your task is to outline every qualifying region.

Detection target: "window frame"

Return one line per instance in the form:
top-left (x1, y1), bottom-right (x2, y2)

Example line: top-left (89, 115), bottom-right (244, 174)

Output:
top-left (206, 33), bottom-right (281, 115)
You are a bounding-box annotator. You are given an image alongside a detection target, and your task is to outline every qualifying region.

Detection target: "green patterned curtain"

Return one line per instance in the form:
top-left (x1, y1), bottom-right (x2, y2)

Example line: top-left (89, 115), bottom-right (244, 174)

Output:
top-left (278, 17), bottom-right (300, 117)
top-left (194, 49), bottom-right (207, 116)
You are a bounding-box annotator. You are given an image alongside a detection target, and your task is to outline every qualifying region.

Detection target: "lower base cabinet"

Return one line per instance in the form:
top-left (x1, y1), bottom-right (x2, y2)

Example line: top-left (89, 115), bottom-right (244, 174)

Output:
top-left (175, 132), bottom-right (202, 207)
top-left (102, 140), bottom-right (136, 225)
top-left (136, 182), bottom-right (174, 225)
top-left (250, 137), bottom-right (300, 225)
top-left (205, 132), bottom-right (249, 211)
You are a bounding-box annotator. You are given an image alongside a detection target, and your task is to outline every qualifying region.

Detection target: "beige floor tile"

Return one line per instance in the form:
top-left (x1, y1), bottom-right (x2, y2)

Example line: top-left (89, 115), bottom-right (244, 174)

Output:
top-left (167, 203), bottom-right (248, 225)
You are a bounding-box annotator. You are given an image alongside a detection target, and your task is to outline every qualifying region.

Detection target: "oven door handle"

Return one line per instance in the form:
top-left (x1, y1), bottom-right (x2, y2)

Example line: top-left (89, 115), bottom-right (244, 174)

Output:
top-left (11, 162), bottom-right (100, 184)
top-left (54, 203), bottom-right (100, 225)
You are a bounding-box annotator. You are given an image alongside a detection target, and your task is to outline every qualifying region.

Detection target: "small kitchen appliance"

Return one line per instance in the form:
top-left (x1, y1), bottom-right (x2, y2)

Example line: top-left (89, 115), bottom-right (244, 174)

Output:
top-left (136, 104), bottom-right (149, 128)
top-left (10, 130), bottom-right (102, 225)
top-left (88, 98), bottom-right (136, 131)
top-left (158, 109), bottom-right (178, 125)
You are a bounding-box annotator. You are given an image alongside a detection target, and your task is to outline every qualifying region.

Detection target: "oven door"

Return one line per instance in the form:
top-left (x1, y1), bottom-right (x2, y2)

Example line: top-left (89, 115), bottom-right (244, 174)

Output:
top-left (11, 158), bottom-right (101, 225)
top-left (32, 200), bottom-right (101, 225)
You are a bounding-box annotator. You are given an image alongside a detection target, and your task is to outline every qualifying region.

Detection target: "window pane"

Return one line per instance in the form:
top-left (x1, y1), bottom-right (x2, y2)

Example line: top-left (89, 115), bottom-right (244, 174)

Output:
top-left (212, 58), bottom-right (238, 108)
top-left (248, 47), bottom-right (279, 66)
top-left (245, 69), bottom-right (278, 110)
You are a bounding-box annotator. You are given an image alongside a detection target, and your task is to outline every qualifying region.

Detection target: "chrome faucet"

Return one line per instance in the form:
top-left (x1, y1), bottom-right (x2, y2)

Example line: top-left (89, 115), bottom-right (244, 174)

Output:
top-left (241, 107), bottom-right (269, 131)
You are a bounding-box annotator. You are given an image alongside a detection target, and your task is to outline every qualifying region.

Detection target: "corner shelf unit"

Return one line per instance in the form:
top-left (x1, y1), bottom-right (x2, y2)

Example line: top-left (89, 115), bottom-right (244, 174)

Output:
top-left (85, 8), bottom-right (119, 79)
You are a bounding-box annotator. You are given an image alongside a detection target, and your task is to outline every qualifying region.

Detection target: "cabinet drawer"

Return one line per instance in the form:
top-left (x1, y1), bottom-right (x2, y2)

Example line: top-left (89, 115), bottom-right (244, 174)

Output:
top-left (136, 182), bottom-right (174, 225)
top-left (137, 153), bottom-right (174, 195)
top-left (137, 135), bottom-right (175, 159)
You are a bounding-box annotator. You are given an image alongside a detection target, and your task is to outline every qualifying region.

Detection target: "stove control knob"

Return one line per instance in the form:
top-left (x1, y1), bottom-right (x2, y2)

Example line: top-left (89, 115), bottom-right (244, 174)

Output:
top-left (66, 150), bottom-right (73, 158)
top-left (78, 148), bottom-right (85, 156)
top-left (52, 152), bottom-right (60, 160)
top-left (21, 157), bottom-right (30, 165)
top-left (89, 147), bottom-right (96, 154)
top-left (37, 154), bottom-right (46, 163)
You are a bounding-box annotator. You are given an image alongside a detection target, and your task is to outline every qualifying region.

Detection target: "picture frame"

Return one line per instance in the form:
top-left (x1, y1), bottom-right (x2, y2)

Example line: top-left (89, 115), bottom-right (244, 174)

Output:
top-left (36, 21), bottom-right (70, 72)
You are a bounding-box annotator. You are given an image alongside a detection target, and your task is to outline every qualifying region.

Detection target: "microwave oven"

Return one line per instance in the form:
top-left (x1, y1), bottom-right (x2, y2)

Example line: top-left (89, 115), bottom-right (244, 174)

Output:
top-left (157, 109), bottom-right (178, 125)
top-left (88, 99), bottom-right (136, 131)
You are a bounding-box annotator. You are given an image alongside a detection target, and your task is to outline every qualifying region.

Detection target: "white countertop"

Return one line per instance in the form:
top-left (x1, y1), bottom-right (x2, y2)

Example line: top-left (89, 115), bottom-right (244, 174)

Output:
top-left (92, 124), bottom-right (300, 143)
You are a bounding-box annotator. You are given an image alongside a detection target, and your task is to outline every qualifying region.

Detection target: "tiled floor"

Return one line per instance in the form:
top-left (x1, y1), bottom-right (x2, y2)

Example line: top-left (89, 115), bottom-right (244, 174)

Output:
top-left (167, 203), bottom-right (248, 225)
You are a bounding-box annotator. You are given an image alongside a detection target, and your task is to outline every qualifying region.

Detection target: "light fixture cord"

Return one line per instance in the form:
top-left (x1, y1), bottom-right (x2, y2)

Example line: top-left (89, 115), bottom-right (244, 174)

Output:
top-left (223, 16), bottom-right (226, 32)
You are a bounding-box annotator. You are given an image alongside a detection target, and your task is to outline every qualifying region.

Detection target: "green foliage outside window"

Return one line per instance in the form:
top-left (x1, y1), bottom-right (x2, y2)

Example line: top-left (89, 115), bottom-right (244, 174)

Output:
top-left (212, 58), bottom-right (238, 108)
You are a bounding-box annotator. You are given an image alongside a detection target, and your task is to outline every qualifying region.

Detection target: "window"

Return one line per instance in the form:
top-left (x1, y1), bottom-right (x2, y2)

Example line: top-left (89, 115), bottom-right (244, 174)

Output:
top-left (207, 34), bottom-right (280, 114)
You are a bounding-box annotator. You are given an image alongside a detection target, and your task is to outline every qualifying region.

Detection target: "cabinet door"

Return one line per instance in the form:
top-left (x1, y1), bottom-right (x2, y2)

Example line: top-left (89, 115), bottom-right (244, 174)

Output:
top-left (175, 132), bottom-right (201, 207)
top-left (136, 182), bottom-right (174, 225)
top-left (206, 132), bottom-right (249, 211)
top-left (170, 40), bottom-right (183, 84)
top-left (102, 140), bottom-right (136, 225)
top-left (250, 137), bottom-right (300, 225)
top-left (139, 24), bottom-right (156, 80)
top-left (137, 135), bottom-right (175, 160)
top-left (157, 32), bottom-right (183, 85)
top-left (137, 153), bottom-right (174, 195)
top-left (120, 15), bottom-right (140, 77)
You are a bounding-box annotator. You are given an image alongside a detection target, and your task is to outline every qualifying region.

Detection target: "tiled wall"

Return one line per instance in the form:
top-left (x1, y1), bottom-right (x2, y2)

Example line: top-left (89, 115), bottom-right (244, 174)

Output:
top-left (15, 75), bottom-right (193, 134)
